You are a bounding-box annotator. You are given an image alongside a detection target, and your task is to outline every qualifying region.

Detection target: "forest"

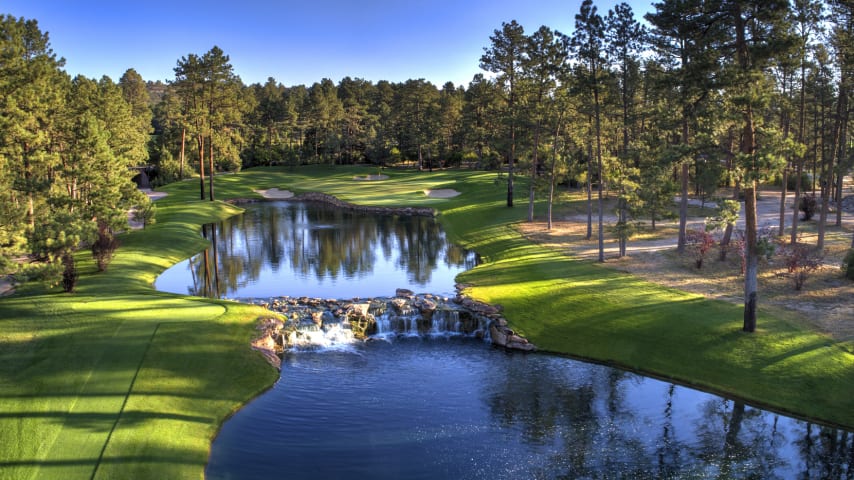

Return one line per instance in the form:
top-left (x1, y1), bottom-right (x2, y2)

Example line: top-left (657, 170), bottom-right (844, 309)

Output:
top-left (1, 1), bottom-right (853, 329)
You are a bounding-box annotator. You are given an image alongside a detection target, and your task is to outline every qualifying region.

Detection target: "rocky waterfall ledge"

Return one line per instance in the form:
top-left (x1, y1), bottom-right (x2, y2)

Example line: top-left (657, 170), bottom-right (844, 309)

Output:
top-left (251, 287), bottom-right (536, 368)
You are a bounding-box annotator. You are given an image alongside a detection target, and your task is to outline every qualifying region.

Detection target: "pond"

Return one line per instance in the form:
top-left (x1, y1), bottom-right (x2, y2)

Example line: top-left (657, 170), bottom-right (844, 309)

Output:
top-left (155, 201), bottom-right (478, 299)
top-left (206, 338), bottom-right (852, 480)
top-left (155, 201), bottom-right (852, 479)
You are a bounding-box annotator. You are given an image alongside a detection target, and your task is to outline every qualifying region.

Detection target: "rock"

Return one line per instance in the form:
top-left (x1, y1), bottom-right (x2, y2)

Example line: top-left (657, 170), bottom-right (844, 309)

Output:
top-left (507, 341), bottom-right (537, 352)
top-left (390, 298), bottom-right (409, 313)
top-left (418, 298), bottom-right (437, 313)
top-left (489, 324), bottom-right (508, 347)
top-left (250, 291), bottom-right (537, 353)
top-left (351, 303), bottom-right (370, 317)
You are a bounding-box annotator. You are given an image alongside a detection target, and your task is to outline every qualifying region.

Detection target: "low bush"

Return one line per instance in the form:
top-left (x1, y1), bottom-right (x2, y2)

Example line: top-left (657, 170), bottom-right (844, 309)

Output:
top-left (799, 193), bottom-right (817, 221)
top-left (686, 229), bottom-right (716, 269)
top-left (778, 241), bottom-right (824, 291)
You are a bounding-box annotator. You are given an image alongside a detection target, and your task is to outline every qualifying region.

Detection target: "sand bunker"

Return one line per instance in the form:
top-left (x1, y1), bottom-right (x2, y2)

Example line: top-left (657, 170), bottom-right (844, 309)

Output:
top-left (255, 188), bottom-right (295, 199)
top-left (354, 175), bottom-right (389, 181)
top-left (424, 189), bottom-right (461, 199)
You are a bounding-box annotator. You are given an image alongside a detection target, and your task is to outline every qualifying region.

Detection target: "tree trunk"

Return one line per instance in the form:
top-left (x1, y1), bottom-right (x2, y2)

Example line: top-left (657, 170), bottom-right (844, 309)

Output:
top-left (836, 84), bottom-right (849, 228)
top-left (594, 83), bottom-right (604, 263)
top-left (778, 167), bottom-right (788, 236)
top-left (818, 80), bottom-right (844, 250)
top-left (743, 182), bottom-right (759, 333)
top-left (676, 162), bottom-right (689, 254)
top-left (208, 136), bottom-right (215, 201)
top-left (180, 127), bottom-right (186, 179)
top-left (719, 182), bottom-right (740, 262)
top-left (528, 121), bottom-right (541, 222)
top-left (778, 107), bottom-right (789, 237)
top-left (197, 134), bottom-right (206, 200)
top-left (586, 135), bottom-right (593, 240)
top-left (790, 161), bottom-right (802, 243)
top-left (791, 56), bottom-right (808, 244)
top-left (508, 123), bottom-right (515, 208)
top-left (676, 115), bottom-right (690, 254)
top-left (547, 116), bottom-right (563, 231)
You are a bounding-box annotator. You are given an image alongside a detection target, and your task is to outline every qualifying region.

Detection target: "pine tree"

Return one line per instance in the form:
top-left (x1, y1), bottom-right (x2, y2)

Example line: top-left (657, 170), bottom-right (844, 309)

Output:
top-left (481, 20), bottom-right (527, 207)
top-left (571, 0), bottom-right (607, 262)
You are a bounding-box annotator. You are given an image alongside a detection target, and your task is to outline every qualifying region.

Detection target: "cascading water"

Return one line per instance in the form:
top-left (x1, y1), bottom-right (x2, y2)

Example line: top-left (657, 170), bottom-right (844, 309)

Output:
top-left (249, 291), bottom-right (514, 353)
top-left (373, 307), bottom-right (478, 338)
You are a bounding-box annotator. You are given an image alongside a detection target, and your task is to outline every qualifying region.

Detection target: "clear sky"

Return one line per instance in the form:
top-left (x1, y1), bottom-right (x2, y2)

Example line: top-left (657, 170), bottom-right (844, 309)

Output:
top-left (3, 0), bottom-right (653, 88)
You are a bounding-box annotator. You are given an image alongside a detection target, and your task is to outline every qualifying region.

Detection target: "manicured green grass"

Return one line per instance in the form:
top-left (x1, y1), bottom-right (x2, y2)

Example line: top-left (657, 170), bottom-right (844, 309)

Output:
top-left (1, 165), bottom-right (852, 479)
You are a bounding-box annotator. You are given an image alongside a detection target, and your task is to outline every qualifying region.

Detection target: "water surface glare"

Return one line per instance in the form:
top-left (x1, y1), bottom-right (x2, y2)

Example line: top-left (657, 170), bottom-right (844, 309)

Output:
top-left (206, 338), bottom-right (852, 479)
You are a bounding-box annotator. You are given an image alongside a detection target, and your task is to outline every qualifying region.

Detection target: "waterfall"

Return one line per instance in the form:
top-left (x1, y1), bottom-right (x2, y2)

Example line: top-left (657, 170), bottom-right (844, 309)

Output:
top-left (373, 308), bottom-right (479, 338)
top-left (255, 294), bottom-right (493, 352)
top-left (250, 291), bottom-right (538, 354)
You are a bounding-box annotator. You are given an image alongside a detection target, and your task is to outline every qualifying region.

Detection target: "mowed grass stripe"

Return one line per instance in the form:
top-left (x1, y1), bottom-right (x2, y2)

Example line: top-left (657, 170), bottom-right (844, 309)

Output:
top-left (91, 322), bottom-right (161, 480)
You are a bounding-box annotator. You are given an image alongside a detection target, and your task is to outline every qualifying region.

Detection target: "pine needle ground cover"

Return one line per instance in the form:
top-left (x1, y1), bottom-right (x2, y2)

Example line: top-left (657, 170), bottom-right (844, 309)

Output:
top-left (1, 166), bottom-right (852, 479)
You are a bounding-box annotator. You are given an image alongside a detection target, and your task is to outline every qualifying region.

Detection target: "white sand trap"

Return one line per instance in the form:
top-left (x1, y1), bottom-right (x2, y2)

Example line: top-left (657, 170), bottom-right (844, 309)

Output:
top-left (354, 175), bottom-right (389, 181)
top-left (255, 188), bottom-right (295, 199)
top-left (424, 189), bottom-right (461, 199)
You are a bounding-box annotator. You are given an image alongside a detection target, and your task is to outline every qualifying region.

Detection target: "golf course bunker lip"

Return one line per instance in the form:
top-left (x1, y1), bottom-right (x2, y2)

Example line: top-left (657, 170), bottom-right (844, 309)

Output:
top-left (354, 174), bottom-right (389, 181)
top-left (424, 189), bottom-right (461, 198)
top-left (255, 188), bottom-right (295, 199)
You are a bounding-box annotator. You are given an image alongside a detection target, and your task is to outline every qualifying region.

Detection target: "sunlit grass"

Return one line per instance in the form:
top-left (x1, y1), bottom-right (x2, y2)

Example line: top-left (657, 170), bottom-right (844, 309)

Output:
top-left (1, 165), bottom-right (852, 479)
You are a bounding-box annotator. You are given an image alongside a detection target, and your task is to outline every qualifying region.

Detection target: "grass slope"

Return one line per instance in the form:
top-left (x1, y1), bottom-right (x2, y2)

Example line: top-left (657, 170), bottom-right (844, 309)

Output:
top-left (1, 166), bottom-right (852, 479)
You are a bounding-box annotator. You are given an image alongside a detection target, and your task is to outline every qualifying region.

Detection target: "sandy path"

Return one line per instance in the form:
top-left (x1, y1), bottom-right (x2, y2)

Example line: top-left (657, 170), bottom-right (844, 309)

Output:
top-left (0, 277), bottom-right (13, 297)
top-left (564, 190), bottom-right (853, 259)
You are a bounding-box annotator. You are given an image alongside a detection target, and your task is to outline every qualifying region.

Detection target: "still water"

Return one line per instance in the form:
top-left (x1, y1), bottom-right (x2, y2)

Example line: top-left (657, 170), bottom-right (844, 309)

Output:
top-left (155, 201), bottom-right (477, 299)
top-left (153, 201), bottom-right (851, 479)
top-left (206, 338), bottom-right (852, 479)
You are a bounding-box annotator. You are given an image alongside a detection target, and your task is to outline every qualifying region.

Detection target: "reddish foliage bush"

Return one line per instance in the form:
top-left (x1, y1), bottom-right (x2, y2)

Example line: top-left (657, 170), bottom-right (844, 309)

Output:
top-left (778, 241), bottom-right (823, 291)
top-left (686, 229), bottom-right (716, 269)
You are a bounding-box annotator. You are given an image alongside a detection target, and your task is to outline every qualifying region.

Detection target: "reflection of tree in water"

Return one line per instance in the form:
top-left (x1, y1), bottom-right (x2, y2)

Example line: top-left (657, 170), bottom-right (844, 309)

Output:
top-left (795, 423), bottom-right (854, 479)
top-left (655, 385), bottom-right (682, 479)
top-left (483, 355), bottom-right (852, 479)
top-left (392, 215), bottom-right (445, 285)
top-left (690, 399), bottom-right (784, 479)
top-left (186, 202), bottom-right (475, 297)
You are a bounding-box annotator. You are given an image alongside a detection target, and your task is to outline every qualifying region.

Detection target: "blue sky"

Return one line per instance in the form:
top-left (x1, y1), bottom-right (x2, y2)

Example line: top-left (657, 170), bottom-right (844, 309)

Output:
top-left (4, 0), bottom-right (653, 88)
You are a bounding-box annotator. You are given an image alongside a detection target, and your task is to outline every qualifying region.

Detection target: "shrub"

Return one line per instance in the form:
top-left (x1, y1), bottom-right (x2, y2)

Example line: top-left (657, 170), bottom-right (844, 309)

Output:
top-left (91, 222), bottom-right (119, 272)
top-left (785, 172), bottom-right (812, 191)
top-left (778, 240), bottom-right (824, 291)
top-left (798, 193), bottom-right (817, 221)
top-left (843, 249), bottom-right (854, 281)
top-left (686, 229), bottom-right (716, 269)
top-left (61, 252), bottom-right (78, 293)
